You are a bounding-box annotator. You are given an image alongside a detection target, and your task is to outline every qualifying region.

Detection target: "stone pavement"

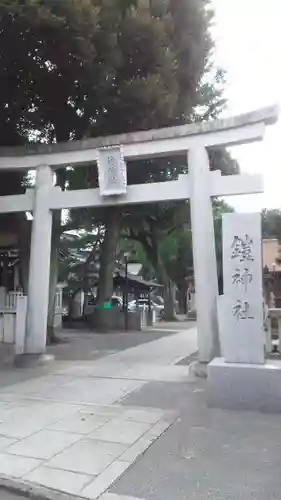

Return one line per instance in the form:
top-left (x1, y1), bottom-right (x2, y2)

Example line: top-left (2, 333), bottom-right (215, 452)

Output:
top-left (1, 323), bottom-right (281, 500)
top-left (0, 326), bottom-right (197, 499)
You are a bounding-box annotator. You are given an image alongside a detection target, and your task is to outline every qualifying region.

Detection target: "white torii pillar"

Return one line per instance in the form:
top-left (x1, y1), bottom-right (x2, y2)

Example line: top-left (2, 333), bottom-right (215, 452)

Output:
top-left (25, 165), bottom-right (53, 354)
top-left (189, 147), bottom-right (220, 362)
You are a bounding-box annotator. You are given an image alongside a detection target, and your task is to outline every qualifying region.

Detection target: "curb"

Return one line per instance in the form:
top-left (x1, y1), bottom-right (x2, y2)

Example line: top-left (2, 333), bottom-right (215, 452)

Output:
top-left (0, 476), bottom-right (84, 500)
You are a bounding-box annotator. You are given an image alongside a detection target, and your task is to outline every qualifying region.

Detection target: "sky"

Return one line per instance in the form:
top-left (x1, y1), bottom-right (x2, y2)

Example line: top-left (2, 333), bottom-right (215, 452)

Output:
top-left (212, 0), bottom-right (281, 212)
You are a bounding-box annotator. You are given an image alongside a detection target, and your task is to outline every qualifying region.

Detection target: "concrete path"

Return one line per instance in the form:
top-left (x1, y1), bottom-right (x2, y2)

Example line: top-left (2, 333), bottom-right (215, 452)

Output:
top-left (2, 323), bottom-right (281, 500)
top-left (0, 327), bottom-right (197, 499)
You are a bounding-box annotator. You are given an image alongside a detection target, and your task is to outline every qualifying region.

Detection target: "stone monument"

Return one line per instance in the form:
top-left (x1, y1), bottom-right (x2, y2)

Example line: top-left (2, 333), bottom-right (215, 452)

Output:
top-left (219, 212), bottom-right (264, 364)
top-left (208, 212), bottom-right (281, 413)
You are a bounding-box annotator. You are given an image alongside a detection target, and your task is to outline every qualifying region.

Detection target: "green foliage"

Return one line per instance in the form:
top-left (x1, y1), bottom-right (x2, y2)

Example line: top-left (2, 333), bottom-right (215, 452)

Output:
top-left (0, 0), bottom-right (239, 316)
top-left (262, 209), bottom-right (281, 239)
top-left (159, 227), bottom-right (193, 287)
top-left (0, 0), bottom-right (231, 198)
top-left (58, 230), bottom-right (103, 292)
top-left (0, 0), bottom-right (214, 145)
top-left (261, 209), bottom-right (281, 269)
top-left (0, 0), bottom-right (101, 142)
top-left (66, 197), bottom-right (234, 299)
top-left (124, 199), bottom-right (234, 291)
top-left (118, 238), bottom-right (153, 280)
top-left (209, 149), bottom-right (240, 176)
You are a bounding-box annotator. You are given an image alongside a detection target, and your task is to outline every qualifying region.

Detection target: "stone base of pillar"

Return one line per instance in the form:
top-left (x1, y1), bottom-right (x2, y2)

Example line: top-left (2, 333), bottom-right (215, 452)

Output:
top-left (208, 357), bottom-right (281, 413)
top-left (189, 360), bottom-right (208, 379)
top-left (14, 353), bottom-right (55, 368)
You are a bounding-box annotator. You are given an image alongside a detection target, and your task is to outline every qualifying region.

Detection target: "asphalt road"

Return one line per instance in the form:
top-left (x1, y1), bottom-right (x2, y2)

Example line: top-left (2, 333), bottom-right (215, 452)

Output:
top-left (111, 375), bottom-right (281, 500)
top-left (0, 491), bottom-right (28, 499)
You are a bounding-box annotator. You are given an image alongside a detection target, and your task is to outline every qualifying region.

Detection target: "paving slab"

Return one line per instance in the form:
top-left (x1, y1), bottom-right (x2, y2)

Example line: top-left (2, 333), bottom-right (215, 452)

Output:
top-left (0, 453), bottom-right (41, 478)
top-left (6, 429), bottom-right (81, 460)
top-left (46, 439), bottom-right (128, 476)
top-left (48, 412), bottom-right (109, 435)
top-left (89, 419), bottom-right (151, 445)
top-left (25, 466), bottom-right (92, 496)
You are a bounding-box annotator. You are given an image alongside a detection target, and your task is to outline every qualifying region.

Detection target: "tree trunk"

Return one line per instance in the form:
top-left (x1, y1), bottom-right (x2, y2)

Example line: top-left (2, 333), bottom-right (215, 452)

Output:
top-left (95, 209), bottom-right (121, 331)
top-left (183, 288), bottom-right (188, 315)
top-left (47, 229), bottom-right (60, 344)
top-left (178, 286), bottom-right (187, 315)
top-left (151, 233), bottom-right (177, 322)
top-left (163, 278), bottom-right (177, 321)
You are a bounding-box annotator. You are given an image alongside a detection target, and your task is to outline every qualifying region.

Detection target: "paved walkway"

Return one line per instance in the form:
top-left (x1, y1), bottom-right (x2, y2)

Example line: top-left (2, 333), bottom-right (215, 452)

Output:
top-left (0, 326), bottom-right (197, 499)
top-left (0, 323), bottom-right (281, 500)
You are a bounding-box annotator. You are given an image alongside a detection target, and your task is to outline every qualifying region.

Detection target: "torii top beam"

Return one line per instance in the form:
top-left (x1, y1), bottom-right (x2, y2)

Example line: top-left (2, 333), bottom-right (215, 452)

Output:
top-left (0, 105), bottom-right (278, 171)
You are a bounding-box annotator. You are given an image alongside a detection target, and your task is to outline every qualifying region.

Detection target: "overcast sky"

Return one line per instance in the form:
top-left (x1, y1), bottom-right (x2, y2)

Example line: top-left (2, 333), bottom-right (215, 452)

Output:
top-left (212, 0), bottom-right (281, 212)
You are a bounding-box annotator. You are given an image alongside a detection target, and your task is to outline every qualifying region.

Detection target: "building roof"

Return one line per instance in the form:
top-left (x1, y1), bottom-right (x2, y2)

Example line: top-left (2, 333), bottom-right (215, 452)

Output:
top-left (114, 270), bottom-right (162, 290)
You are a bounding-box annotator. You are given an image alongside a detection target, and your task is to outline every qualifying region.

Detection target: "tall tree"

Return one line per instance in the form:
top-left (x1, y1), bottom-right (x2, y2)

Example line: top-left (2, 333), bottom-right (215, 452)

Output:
top-left (69, 0), bottom-right (229, 325)
top-left (0, 0), bottom-right (233, 329)
top-left (0, 0), bottom-right (102, 336)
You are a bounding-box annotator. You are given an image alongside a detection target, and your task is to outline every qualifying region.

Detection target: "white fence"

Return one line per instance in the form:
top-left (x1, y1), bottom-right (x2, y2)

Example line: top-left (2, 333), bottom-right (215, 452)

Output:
top-left (188, 292), bottom-right (196, 313)
top-left (266, 308), bottom-right (281, 354)
top-left (0, 296), bottom-right (27, 354)
top-left (0, 288), bottom-right (63, 351)
top-left (55, 290), bottom-right (63, 310)
top-left (5, 291), bottom-right (23, 309)
top-left (140, 307), bottom-right (156, 328)
top-left (4, 290), bottom-right (62, 312)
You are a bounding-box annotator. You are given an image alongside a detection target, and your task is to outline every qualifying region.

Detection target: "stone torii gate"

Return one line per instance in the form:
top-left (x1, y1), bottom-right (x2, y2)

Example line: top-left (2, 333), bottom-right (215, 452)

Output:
top-left (0, 106), bottom-right (277, 363)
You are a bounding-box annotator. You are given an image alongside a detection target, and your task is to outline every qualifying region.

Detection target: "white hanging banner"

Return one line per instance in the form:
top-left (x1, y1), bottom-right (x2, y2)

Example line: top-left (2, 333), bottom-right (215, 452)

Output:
top-left (97, 145), bottom-right (127, 196)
